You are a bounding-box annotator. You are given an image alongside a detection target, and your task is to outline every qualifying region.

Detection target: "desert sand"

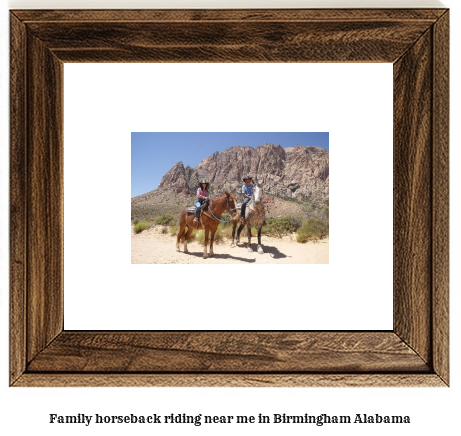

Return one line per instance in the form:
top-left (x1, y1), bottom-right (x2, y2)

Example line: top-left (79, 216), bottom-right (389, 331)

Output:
top-left (131, 226), bottom-right (329, 264)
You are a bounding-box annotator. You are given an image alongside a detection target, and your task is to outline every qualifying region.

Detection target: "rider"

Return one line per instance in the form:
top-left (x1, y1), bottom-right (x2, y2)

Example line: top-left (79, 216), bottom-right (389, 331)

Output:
top-left (193, 179), bottom-right (210, 225)
top-left (240, 175), bottom-right (254, 225)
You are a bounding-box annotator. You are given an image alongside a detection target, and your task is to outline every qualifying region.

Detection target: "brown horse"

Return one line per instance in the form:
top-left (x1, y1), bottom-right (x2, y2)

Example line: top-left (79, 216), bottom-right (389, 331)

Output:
top-left (176, 192), bottom-right (237, 258)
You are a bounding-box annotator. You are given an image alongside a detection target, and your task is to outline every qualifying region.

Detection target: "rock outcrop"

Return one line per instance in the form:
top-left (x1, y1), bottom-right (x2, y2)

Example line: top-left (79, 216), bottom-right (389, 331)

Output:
top-left (153, 143), bottom-right (329, 205)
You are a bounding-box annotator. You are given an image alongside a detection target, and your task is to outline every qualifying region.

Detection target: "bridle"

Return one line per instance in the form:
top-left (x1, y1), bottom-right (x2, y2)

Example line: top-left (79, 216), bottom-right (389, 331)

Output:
top-left (227, 195), bottom-right (237, 215)
top-left (205, 194), bottom-right (237, 223)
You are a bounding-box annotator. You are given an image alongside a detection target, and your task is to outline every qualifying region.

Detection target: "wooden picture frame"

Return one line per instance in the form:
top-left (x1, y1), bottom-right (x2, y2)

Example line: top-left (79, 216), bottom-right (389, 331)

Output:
top-left (10, 9), bottom-right (449, 387)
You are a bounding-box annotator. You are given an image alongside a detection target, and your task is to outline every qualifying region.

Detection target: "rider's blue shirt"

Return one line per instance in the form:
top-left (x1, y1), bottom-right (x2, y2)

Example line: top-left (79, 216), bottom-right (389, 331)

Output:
top-left (242, 184), bottom-right (254, 203)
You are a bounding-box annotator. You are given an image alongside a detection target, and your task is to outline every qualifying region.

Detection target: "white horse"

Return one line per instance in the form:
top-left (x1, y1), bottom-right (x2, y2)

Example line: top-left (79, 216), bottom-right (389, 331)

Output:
top-left (231, 179), bottom-right (266, 254)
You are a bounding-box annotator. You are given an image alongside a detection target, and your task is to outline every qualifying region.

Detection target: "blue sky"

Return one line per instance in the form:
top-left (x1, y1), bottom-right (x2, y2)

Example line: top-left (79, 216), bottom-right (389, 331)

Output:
top-left (131, 132), bottom-right (329, 197)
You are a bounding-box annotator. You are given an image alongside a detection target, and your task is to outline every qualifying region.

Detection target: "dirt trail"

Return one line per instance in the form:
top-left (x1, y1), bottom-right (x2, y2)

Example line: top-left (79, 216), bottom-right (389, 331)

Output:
top-left (131, 226), bottom-right (329, 264)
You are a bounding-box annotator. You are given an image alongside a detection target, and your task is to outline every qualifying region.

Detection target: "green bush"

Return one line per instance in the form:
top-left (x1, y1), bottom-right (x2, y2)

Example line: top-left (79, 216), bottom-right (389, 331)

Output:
top-left (133, 221), bottom-right (151, 234)
top-left (262, 216), bottom-right (302, 237)
top-left (296, 218), bottom-right (329, 243)
top-left (154, 214), bottom-right (175, 226)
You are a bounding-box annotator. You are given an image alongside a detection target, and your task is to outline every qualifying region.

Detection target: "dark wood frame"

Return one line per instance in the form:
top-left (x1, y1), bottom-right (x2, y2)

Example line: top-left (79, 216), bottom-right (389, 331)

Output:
top-left (10, 9), bottom-right (449, 387)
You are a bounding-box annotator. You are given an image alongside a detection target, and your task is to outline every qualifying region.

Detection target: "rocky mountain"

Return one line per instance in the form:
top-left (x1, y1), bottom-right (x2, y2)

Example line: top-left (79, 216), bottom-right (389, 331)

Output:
top-left (132, 143), bottom-right (329, 221)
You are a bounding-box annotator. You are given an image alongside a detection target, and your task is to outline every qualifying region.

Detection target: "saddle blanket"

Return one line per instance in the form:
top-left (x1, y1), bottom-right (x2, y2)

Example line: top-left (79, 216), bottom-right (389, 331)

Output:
top-left (185, 206), bottom-right (211, 214)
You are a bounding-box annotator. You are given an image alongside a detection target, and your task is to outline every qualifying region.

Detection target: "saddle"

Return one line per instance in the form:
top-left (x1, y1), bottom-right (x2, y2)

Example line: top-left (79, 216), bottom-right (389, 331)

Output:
top-left (186, 202), bottom-right (209, 214)
top-left (186, 201), bottom-right (209, 228)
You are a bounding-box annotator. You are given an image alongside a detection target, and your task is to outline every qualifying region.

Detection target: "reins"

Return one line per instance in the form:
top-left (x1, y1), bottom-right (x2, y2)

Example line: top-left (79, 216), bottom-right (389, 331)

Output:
top-left (248, 204), bottom-right (265, 216)
top-left (205, 195), bottom-right (235, 223)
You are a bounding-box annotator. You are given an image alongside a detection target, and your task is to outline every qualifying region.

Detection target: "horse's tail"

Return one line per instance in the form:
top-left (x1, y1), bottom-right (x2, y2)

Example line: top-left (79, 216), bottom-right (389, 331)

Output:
top-left (178, 210), bottom-right (188, 242)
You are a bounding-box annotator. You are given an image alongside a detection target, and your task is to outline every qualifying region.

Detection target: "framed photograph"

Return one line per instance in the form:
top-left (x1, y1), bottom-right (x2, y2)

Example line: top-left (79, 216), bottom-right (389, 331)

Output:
top-left (129, 131), bottom-right (330, 265)
top-left (10, 9), bottom-right (449, 386)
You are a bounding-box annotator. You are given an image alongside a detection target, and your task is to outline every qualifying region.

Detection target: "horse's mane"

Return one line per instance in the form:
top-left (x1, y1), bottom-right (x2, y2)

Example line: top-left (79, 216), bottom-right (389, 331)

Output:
top-left (210, 193), bottom-right (234, 204)
top-left (212, 193), bottom-right (226, 200)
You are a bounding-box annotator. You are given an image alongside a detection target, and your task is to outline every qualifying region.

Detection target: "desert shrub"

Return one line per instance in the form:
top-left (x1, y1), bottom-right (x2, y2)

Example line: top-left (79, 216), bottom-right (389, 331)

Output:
top-left (302, 202), bottom-right (330, 222)
top-left (186, 231), bottom-right (196, 241)
top-left (219, 212), bottom-right (233, 228)
top-left (170, 225), bottom-right (196, 241)
top-left (133, 221), bottom-right (151, 234)
top-left (296, 218), bottom-right (329, 243)
top-left (223, 225), bottom-right (234, 239)
top-left (154, 214), bottom-right (175, 226)
top-left (133, 219), bottom-right (139, 225)
top-left (195, 227), bottom-right (225, 245)
top-left (195, 230), bottom-right (205, 244)
top-left (262, 216), bottom-right (302, 237)
top-left (161, 226), bottom-right (168, 234)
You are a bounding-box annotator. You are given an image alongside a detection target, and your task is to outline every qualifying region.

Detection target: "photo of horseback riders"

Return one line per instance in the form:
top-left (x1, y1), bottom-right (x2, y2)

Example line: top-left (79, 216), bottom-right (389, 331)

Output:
top-left (131, 132), bottom-right (329, 264)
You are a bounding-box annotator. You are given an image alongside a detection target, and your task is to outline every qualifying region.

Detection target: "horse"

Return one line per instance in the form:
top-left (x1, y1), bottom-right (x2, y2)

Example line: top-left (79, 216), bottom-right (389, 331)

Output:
top-left (176, 192), bottom-right (237, 258)
top-left (230, 179), bottom-right (266, 254)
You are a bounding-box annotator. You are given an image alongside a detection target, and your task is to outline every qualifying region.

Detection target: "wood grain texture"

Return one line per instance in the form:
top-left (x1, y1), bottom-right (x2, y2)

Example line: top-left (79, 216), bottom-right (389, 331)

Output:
top-left (26, 34), bottom-right (64, 362)
top-left (432, 11), bottom-right (449, 385)
top-left (27, 20), bottom-right (432, 63)
top-left (9, 9), bottom-right (449, 387)
top-left (13, 374), bottom-right (446, 388)
top-left (393, 29), bottom-right (433, 364)
top-left (9, 13), bottom-right (28, 385)
top-left (27, 332), bottom-right (429, 373)
top-left (12, 9), bottom-right (447, 22)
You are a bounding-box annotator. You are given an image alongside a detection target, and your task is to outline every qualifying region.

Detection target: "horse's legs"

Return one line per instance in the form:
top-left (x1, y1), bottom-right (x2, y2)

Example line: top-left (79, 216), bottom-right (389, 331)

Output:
top-left (209, 227), bottom-right (217, 257)
top-left (247, 224), bottom-right (253, 252)
top-left (231, 217), bottom-right (242, 247)
top-left (236, 224), bottom-right (245, 244)
top-left (183, 225), bottom-right (193, 253)
top-left (257, 226), bottom-right (264, 254)
top-left (231, 222), bottom-right (237, 247)
top-left (203, 227), bottom-right (209, 259)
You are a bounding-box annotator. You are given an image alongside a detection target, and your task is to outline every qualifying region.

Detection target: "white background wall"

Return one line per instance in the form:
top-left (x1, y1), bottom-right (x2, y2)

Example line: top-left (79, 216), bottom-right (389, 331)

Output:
top-left (63, 62), bottom-right (393, 331)
top-left (0, 1), bottom-right (458, 436)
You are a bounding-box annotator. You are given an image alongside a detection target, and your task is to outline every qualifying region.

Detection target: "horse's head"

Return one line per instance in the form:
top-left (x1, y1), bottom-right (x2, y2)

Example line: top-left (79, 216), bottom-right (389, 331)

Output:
top-left (225, 192), bottom-right (238, 215)
top-left (253, 178), bottom-right (264, 205)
